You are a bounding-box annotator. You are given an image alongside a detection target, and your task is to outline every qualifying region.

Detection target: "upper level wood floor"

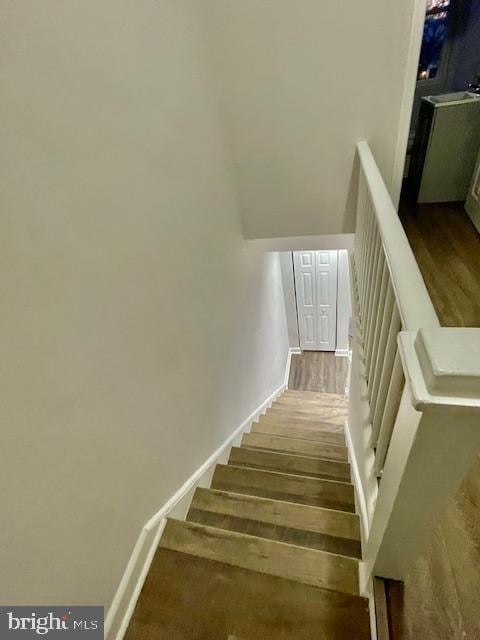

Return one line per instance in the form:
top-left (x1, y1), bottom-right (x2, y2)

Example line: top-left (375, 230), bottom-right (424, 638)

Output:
top-left (400, 200), bottom-right (480, 327)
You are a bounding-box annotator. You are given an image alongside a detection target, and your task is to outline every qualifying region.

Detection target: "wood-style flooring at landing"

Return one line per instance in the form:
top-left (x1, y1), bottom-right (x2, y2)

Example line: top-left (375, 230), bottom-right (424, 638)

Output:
top-left (125, 390), bottom-right (370, 640)
top-left (399, 200), bottom-right (480, 327)
top-left (288, 351), bottom-right (349, 394)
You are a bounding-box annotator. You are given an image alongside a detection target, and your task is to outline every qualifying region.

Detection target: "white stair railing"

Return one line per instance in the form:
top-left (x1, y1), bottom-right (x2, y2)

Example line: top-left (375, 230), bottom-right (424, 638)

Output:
top-left (351, 141), bottom-right (480, 585)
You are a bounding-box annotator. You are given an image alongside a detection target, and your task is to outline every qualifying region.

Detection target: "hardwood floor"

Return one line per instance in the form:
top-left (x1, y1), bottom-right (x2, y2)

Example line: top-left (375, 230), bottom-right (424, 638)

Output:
top-left (288, 351), bottom-right (349, 394)
top-left (399, 200), bottom-right (480, 326)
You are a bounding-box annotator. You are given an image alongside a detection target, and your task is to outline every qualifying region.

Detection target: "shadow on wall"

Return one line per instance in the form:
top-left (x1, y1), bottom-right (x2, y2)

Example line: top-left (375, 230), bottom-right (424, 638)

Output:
top-left (343, 152), bottom-right (360, 234)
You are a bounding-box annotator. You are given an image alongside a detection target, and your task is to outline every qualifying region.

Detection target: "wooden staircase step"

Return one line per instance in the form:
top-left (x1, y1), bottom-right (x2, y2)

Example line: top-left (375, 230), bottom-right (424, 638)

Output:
top-left (251, 420), bottom-right (345, 446)
top-left (260, 412), bottom-right (346, 429)
top-left (268, 405), bottom-right (348, 422)
top-left (128, 547), bottom-right (371, 640)
top-left (241, 432), bottom-right (348, 462)
top-left (160, 518), bottom-right (361, 596)
top-left (190, 488), bottom-right (360, 540)
top-left (275, 399), bottom-right (348, 412)
top-left (270, 403), bottom-right (348, 420)
top-left (229, 445), bottom-right (350, 481)
top-left (187, 510), bottom-right (362, 560)
top-left (282, 389), bottom-right (347, 401)
top-left (211, 464), bottom-right (355, 512)
top-left (277, 389), bottom-right (348, 406)
top-left (187, 487), bottom-right (361, 558)
top-left (277, 392), bottom-right (347, 408)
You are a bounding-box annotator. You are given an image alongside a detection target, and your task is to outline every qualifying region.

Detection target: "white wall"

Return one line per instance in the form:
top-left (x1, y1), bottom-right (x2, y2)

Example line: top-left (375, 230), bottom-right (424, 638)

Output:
top-left (203, 0), bottom-right (416, 239)
top-left (0, 0), bottom-right (289, 609)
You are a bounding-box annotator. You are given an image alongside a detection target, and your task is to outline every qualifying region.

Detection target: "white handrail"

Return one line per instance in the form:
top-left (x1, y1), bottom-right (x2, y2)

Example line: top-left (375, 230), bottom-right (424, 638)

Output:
top-left (351, 142), bottom-right (480, 587)
top-left (356, 142), bottom-right (439, 331)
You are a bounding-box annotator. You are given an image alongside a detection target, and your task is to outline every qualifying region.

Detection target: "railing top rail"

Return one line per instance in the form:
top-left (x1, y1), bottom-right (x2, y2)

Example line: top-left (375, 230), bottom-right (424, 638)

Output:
top-left (356, 141), bottom-right (440, 331)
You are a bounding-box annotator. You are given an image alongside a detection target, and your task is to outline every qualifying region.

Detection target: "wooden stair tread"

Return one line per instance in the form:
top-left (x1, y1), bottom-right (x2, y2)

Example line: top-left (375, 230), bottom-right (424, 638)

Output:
top-left (229, 446), bottom-right (350, 481)
top-left (242, 432), bottom-right (348, 462)
top-left (260, 412), bottom-right (346, 429)
top-left (267, 406), bottom-right (348, 422)
top-left (251, 420), bottom-right (345, 445)
top-left (283, 389), bottom-right (347, 401)
top-left (161, 518), bottom-right (361, 595)
top-left (187, 509), bottom-right (362, 559)
top-left (277, 393), bottom-right (347, 407)
top-left (275, 396), bottom-right (348, 409)
top-left (190, 488), bottom-right (360, 540)
top-left (212, 464), bottom-right (355, 512)
top-left (259, 413), bottom-right (345, 433)
top-left (270, 398), bottom-right (348, 416)
top-left (125, 547), bottom-right (371, 640)
top-left (187, 487), bottom-right (361, 558)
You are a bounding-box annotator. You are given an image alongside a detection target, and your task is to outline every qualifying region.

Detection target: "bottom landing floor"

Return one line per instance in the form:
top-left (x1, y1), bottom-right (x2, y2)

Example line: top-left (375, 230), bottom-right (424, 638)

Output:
top-left (288, 351), bottom-right (349, 395)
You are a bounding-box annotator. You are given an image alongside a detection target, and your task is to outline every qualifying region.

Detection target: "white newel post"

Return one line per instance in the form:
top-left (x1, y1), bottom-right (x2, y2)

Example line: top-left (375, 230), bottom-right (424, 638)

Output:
top-left (364, 327), bottom-right (480, 583)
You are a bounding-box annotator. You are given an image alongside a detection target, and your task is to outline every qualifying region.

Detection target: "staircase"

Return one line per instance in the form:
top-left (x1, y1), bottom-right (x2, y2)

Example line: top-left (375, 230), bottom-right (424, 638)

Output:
top-left (125, 389), bottom-right (371, 640)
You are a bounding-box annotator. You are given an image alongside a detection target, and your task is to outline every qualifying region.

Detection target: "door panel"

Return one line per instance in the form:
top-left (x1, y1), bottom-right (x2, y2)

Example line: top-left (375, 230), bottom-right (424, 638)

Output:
top-left (293, 250), bottom-right (338, 351)
top-left (302, 272), bottom-right (314, 306)
top-left (305, 314), bottom-right (315, 344)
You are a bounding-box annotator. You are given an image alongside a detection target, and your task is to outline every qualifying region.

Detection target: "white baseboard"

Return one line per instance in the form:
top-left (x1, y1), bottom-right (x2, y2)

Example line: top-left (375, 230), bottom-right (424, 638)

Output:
top-left (105, 352), bottom-right (291, 640)
top-left (284, 347), bottom-right (301, 388)
top-left (335, 348), bottom-right (350, 357)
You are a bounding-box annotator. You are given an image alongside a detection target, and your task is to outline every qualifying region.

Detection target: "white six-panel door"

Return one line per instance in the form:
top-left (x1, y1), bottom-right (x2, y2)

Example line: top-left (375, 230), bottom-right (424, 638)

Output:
top-left (293, 250), bottom-right (338, 351)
